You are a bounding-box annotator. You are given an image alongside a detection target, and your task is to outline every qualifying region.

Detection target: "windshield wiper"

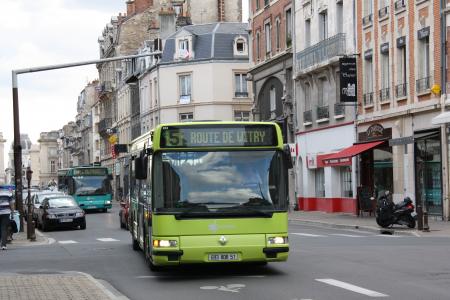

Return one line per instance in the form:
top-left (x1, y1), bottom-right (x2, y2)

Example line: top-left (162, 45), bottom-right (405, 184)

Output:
top-left (221, 205), bottom-right (273, 217)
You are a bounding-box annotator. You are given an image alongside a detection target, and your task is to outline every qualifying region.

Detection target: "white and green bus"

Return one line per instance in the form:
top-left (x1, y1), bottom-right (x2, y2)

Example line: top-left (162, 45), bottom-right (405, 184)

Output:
top-left (128, 122), bottom-right (292, 270)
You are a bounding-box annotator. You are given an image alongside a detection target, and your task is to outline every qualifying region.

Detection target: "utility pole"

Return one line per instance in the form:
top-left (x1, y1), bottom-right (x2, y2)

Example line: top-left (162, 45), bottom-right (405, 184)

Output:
top-left (12, 52), bottom-right (161, 239)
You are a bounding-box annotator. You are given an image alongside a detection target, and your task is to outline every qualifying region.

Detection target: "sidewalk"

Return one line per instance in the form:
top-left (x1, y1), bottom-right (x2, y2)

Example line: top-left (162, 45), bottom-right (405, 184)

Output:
top-left (0, 272), bottom-right (128, 300)
top-left (288, 211), bottom-right (450, 237)
top-left (6, 225), bottom-right (53, 248)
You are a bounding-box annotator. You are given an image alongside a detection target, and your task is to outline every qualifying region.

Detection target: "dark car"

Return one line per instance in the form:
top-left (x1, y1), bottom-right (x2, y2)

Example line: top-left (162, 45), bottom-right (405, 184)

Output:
top-left (119, 199), bottom-right (129, 230)
top-left (37, 196), bottom-right (86, 231)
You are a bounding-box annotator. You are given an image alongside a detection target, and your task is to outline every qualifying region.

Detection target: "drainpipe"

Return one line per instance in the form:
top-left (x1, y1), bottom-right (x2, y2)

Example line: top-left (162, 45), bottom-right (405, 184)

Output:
top-left (292, 0), bottom-right (298, 210)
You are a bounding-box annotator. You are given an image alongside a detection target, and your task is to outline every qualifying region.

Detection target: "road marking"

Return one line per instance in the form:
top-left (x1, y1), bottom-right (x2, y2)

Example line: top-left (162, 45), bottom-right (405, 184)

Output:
top-left (376, 234), bottom-right (402, 238)
top-left (58, 240), bottom-right (78, 244)
top-left (330, 234), bottom-right (364, 238)
top-left (200, 284), bottom-right (245, 293)
top-left (316, 279), bottom-right (388, 297)
top-left (291, 233), bottom-right (325, 237)
top-left (97, 238), bottom-right (120, 242)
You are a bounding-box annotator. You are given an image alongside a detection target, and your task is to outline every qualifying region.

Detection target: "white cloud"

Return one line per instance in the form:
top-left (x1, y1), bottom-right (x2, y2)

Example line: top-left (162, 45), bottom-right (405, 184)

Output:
top-left (0, 0), bottom-right (123, 166)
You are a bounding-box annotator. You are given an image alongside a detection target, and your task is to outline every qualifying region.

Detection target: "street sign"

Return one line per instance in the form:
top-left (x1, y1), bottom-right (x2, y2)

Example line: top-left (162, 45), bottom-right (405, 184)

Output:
top-left (389, 136), bottom-right (414, 146)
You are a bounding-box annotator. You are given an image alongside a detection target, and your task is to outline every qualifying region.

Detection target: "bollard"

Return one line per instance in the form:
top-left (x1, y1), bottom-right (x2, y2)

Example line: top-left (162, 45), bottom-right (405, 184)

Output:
top-left (416, 204), bottom-right (423, 231)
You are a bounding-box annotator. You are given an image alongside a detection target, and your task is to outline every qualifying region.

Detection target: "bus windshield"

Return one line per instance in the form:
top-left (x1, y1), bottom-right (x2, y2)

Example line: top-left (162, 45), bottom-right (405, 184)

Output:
top-left (154, 150), bottom-right (287, 215)
top-left (73, 176), bottom-right (110, 196)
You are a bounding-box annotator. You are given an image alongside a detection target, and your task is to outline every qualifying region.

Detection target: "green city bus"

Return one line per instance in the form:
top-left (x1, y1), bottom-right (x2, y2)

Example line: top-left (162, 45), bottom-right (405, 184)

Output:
top-left (128, 122), bottom-right (292, 270)
top-left (65, 166), bottom-right (113, 212)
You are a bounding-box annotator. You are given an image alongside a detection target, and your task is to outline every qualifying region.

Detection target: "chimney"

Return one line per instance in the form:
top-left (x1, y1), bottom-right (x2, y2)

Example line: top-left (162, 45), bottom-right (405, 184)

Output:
top-left (126, 0), bottom-right (135, 16)
top-left (134, 0), bottom-right (153, 15)
top-left (218, 0), bottom-right (225, 22)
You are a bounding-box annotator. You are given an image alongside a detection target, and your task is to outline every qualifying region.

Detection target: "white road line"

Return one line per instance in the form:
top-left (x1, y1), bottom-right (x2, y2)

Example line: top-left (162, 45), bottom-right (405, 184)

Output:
top-left (58, 240), bottom-right (78, 244)
top-left (97, 238), bottom-right (120, 242)
top-left (316, 279), bottom-right (389, 297)
top-left (330, 234), bottom-right (364, 238)
top-left (291, 233), bottom-right (325, 237)
top-left (375, 234), bottom-right (402, 237)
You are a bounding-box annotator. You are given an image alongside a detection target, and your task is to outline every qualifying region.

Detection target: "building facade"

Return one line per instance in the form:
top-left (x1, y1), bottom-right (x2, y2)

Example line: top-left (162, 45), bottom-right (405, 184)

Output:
top-left (38, 131), bottom-right (59, 187)
top-left (356, 0), bottom-right (447, 219)
top-left (294, 0), bottom-right (357, 213)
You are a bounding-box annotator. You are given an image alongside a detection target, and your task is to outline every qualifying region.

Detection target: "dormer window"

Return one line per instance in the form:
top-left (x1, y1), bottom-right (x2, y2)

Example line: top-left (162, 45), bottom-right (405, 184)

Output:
top-left (175, 35), bottom-right (193, 60)
top-left (233, 36), bottom-right (248, 57)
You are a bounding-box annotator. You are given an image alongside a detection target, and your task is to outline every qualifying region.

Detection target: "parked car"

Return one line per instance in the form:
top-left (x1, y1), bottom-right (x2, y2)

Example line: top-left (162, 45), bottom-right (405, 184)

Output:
top-left (30, 191), bottom-right (64, 221)
top-left (119, 199), bottom-right (129, 230)
top-left (36, 195), bottom-right (86, 231)
top-left (23, 188), bottom-right (40, 217)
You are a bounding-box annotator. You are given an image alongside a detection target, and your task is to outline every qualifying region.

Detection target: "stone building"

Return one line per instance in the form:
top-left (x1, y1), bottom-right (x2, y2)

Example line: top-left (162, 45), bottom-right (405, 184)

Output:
top-left (38, 131), bottom-right (59, 187)
top-left (7, 134), bottom-right (33, 186)
top-left (293, 0), bottom-right (357, 213)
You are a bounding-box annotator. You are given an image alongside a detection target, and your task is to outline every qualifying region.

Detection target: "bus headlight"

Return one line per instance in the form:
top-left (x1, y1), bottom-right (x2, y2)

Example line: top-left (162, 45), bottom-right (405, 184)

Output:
top-left (105, 200), bottom-right (111, 205)
top-left (153, 239), bottom-right (177, 247)
top-left (268, 236), bottom-right (288, 245)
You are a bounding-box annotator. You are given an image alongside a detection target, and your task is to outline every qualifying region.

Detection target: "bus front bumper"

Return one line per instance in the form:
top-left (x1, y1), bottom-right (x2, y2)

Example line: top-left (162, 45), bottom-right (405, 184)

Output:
top-left (151, 234), bottom-right (289, 266)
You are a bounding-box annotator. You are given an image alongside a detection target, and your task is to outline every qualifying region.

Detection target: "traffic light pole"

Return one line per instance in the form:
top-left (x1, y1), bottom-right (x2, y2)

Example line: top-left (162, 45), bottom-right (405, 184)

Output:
top-left (11, 52), bottom-right (161, 239)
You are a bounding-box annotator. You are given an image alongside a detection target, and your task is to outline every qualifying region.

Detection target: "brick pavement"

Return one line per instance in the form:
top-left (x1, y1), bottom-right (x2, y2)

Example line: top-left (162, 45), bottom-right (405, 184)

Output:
top-left (0, 273), bottom-right (122, 300)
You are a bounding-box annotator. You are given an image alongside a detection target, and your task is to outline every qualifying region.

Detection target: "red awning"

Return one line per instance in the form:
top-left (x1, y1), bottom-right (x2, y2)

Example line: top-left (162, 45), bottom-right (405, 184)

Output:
top-left (322, 141), bottom-right (385, 167)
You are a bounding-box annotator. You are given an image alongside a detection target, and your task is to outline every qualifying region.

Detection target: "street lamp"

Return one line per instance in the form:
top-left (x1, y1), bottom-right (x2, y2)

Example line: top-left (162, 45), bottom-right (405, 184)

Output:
top-left (26, 167), bottom-right (35, 241)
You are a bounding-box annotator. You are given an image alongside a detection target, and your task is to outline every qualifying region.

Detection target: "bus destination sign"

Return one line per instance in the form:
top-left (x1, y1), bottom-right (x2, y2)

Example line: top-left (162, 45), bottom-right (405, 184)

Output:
top-left (73, 168), bottom-right (108, 176)
top-left (160, 125), bottom-right (278, 148)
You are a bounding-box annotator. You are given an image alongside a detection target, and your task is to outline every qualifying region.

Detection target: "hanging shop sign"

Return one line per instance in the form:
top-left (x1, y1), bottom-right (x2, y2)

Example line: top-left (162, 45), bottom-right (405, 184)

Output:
top-left (417, 26), bottom-right (430, 40)
top-left (367, 123), bottom-right (385, 140)
top-left (339, 57), bottom-right (357, 103)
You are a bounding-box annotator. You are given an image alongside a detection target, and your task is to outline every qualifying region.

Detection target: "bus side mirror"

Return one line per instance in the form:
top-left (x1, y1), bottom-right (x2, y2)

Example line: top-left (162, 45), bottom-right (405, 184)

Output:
top-left (283, 144), bottom-right (294, 169)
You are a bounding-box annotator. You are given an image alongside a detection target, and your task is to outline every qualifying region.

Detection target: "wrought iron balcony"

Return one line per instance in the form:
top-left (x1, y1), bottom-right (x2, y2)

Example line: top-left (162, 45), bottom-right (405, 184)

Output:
top-left (395, 83), bottom-right (407, 98)
top-left (296, 33), bottom-right (346, 71)
top-left (98, 118), bottom-right (112, 134)
top-left (362, 14), bottom-right (372, 26)
top-left (379, 87), bottom-right (390, 102)
top-left (317, 105), bottom-right (329, 120)
top-left (303, 110), bottom-right (312, 124)
top-left (394, 0), bottom-right (406, 11)
top-left (416, 76), bottom-right (431, 93)
top-left (334, 103), bottom-right (345, 116)
top-left (235, 91), bottom-right (249, 98)
top-left (378, 6), bottom-right (389, 19)
top-left (363, 92), bottom-right (374, 106)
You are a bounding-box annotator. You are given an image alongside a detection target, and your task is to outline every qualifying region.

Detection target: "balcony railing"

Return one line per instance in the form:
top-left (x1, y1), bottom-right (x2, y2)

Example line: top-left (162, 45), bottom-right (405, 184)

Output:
top-left (378, 6), bottom-right (389, 19)
top-left (296, 33), bottom-right (346, 71)
top-left (363, 92), bottom-right (374, 106)
top-left (394, 0), bottom-right (406, 11)
top-left (416, 76), bottom-right (431, 93)
top-left (362, 14), bottom-right (372, 26)
top-left (334, 103), bottom-right (345, 116)
top-left (98, 118), bottom-right (112, 134)
top-left (379, 87), bottom-right (390, 102)
top-left (303, 110), bottom-right (312, 124)
top-left (395, 83), bottom-right (407, 98)
top-left (235, 91), bottom-right (249, 98)
top-left (317, 105), bottom-right (329, 120)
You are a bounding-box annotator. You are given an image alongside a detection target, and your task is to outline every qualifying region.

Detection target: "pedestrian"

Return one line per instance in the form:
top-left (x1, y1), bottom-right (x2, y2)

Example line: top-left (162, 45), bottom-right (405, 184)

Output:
top-left (0, 193), bottom-right (15, 250)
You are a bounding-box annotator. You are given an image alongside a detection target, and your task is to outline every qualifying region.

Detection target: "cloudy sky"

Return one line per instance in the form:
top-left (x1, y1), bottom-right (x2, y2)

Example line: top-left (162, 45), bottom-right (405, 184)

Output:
top-left (0, 0), bottom-right (249, 165)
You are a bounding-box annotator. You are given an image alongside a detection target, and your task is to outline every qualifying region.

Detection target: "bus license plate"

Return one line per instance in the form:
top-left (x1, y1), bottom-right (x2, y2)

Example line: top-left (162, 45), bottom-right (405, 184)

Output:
top-left (60, 218), bottom-right (73, 223)
top-left (87, 206), bottom-right (96, 209)
top-left (208, 253), bottom-right (238, 261)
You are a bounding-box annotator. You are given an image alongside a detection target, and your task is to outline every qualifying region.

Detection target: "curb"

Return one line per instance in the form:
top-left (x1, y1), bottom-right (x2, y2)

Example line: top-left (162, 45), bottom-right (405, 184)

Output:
top-left (9, 229), bottom-right (54, 247)
top-left (74, 272), bottom-right (130, 300)
top-left (288, 218), bottom-right (420, 237)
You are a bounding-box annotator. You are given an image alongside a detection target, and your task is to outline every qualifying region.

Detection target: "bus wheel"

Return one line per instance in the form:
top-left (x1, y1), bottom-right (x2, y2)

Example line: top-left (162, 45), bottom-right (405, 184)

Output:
top-left (102, 208), bottom-right (107, 213)
top-left (132, 236), bottom-right (140, 251)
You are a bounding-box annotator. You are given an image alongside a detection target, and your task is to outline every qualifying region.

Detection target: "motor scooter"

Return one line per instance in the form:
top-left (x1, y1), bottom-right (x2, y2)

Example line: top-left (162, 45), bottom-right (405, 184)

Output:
top-left (375, 192), bottom-right (416, 228)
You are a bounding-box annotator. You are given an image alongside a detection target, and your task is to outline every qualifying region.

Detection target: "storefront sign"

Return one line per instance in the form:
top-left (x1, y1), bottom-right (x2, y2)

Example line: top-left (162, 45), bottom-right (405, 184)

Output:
top-left (417, 26), bottom-right (430, 40)
top-left (339, 57), bottom-right (357, 103)
top-left (389, 136), bottom-right (414, 146)
top-left (322, 157), bottom-right (352, 167)
top-left (396, 36), bottom-right (406, 48)
top-left (367, 124), bottom-right (384, 140)
top-left (380, 42), bottom-right (389, 54)
top-left (307, 154), bottom-right (317, 169)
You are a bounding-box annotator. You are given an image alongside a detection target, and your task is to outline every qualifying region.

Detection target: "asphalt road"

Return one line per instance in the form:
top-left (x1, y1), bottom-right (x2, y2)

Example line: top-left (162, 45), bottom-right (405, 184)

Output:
top-left (1, 204), bottom-right (450, 300)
